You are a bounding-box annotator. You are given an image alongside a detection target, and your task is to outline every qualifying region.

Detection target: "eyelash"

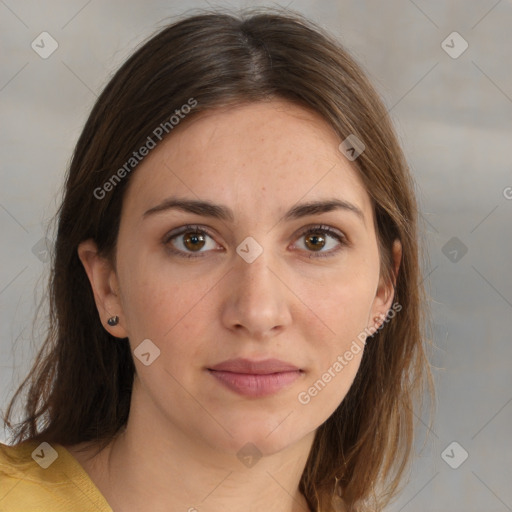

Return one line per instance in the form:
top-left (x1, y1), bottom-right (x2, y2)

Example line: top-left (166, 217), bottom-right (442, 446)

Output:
top-left (162, 224), bottom-right (348, 259)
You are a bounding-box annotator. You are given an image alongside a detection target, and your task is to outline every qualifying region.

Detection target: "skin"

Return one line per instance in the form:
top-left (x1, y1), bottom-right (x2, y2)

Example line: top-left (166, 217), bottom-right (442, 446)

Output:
top-left (71, 99), bottom-right (401, 512)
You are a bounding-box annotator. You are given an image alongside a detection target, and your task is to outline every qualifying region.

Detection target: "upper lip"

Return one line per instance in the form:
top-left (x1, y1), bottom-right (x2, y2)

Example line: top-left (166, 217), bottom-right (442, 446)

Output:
top-left (208, 358), bottom-right (301, 374)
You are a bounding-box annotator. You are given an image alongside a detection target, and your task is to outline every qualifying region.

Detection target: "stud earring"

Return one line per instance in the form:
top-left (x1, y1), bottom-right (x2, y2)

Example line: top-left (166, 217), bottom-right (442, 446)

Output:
top-left (107, 315), bottom-right (119, 326)
top-left (374, 315), bottom-right (384, 327)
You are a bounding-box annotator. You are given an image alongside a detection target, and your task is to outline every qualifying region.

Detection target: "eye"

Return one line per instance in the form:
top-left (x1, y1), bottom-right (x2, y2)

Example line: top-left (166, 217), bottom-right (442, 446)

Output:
top-left (162, 224), bottom-right (347, 259)
top-left (163, 224), bottom-right (219, 258)
top-left (292, 224), bottom-right (348, 258)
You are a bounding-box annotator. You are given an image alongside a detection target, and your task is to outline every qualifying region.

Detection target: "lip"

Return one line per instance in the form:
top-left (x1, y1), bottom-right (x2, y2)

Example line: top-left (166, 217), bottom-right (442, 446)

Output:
top-left (207, 358), bottom-right (303, 398)
top-left (208, 358), bottom-right (300, 374)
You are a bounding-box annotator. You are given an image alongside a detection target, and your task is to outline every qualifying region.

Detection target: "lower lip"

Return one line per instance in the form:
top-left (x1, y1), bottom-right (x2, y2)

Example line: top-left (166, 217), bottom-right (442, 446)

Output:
top-left (207, 369), bottom-right (303, 397)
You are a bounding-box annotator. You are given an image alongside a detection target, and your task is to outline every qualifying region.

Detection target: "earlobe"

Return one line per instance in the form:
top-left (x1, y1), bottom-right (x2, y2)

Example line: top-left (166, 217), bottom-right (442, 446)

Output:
top-left (77, 239), bottom-right (128, 338)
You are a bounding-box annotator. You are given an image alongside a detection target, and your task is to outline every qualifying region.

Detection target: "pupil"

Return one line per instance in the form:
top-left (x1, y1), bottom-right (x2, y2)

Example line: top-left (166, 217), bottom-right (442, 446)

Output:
top-left (306, 234), bottom-right (324, 251)
top-left (185, 232), bottom-right (204, 251)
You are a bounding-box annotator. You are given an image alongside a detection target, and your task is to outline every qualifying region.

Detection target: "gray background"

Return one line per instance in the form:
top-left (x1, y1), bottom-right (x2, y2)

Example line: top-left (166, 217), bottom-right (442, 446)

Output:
top-left (1, 1), bottom-right (511, 511)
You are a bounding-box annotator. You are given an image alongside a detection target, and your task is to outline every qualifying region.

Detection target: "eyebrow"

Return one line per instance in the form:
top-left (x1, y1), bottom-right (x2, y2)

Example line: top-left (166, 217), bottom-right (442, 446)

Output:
top-left (143, 197), bottom-right (365, 223)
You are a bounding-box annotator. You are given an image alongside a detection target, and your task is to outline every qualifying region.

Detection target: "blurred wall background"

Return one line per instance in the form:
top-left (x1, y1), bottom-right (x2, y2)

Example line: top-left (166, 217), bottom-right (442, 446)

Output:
top-left (1, 1), bottom-right (511, 511)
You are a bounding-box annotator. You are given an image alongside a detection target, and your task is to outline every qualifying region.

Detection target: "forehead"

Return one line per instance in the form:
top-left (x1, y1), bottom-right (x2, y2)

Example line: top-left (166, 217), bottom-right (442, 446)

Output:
top-left (122, 100), bottom-right (373, 223)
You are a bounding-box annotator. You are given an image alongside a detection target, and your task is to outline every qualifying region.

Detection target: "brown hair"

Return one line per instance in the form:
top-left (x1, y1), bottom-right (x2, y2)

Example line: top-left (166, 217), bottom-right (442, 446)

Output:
top-left (2, 7), bottom-right (434, 511)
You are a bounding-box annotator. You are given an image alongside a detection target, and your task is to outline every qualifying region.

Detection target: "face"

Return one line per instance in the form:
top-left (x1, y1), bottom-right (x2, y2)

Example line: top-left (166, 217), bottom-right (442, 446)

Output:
top-left (79, 99), bottom-right (399, 460)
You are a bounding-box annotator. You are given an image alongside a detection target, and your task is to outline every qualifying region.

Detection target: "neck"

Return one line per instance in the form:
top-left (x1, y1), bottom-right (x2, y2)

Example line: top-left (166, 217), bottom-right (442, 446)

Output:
top-left (105, 429), bottom-right (312, 512)
top-left (81, 384), bottom-right (315, 512)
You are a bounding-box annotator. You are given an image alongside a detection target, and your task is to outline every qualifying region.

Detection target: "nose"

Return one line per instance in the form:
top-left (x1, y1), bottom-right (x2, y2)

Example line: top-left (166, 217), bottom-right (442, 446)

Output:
top-left (220, 249), bottom-right (293, 341)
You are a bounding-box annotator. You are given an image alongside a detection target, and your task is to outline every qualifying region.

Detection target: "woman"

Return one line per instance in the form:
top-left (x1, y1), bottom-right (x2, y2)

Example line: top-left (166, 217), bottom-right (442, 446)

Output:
top-left (0, 7), bottom-right (433, 512)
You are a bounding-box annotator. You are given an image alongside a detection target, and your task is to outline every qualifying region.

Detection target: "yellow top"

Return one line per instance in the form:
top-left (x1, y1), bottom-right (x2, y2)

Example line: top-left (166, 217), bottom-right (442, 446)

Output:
top-left (0, 439), bottom-right (113, 511)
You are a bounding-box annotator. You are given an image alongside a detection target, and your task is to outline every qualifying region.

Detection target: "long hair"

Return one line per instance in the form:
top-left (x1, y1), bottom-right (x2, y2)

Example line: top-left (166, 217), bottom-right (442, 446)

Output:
top-left (2, 7), bottom-right (434, 511)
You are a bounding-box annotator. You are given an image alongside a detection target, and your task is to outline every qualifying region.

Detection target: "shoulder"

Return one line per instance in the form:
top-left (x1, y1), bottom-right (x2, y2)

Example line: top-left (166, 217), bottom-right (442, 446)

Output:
top-left (0, 440), bottom-right (112, 511)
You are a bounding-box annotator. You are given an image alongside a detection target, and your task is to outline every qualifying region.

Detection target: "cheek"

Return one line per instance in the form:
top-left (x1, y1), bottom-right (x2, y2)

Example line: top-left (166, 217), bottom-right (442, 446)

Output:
top-left (311, 267), bottom-right (377, 342)
top-left (117, 257), bottom-right (217, 359)
top-left (300, 268), bottom-right (377, 399)
top-left (297, 294), bottom-right (370, 415)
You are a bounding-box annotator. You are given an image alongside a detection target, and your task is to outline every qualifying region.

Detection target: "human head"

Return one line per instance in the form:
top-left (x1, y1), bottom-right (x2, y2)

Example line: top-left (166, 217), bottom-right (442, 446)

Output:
top-left (4, 8), bottom-right (432, 512)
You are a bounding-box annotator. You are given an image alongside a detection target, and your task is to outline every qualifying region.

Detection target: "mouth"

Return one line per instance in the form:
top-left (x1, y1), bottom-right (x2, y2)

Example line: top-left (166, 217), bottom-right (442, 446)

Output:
top-left (207, 358), bottom-right (304, 398)
top-left (208, 357), bottom-right (301, 374)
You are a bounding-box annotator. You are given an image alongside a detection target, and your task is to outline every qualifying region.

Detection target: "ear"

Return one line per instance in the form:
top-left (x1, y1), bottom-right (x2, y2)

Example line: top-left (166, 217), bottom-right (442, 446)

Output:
top-left (77, 239), bottom-right (128, 339)
top-left (369, 239), bottom-right (402, 329)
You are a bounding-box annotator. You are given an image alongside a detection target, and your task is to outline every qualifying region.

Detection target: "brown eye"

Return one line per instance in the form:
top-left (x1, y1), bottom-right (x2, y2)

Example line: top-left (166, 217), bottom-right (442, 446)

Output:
top-left (304, 232), bottom-right (327, 252)
top-left (164, 225), bottom-right (218, 258)
top-left (182, 231), bottom-right (206, 252)
top-left (294, 225), bottom-right (347, 258)
top-left (164, 224), bottom-right (347, 260)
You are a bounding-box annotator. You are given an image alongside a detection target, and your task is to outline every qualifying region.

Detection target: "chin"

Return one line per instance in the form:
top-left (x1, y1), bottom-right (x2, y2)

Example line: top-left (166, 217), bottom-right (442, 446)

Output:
top-left (206, 413), bottom-right (308, 460)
